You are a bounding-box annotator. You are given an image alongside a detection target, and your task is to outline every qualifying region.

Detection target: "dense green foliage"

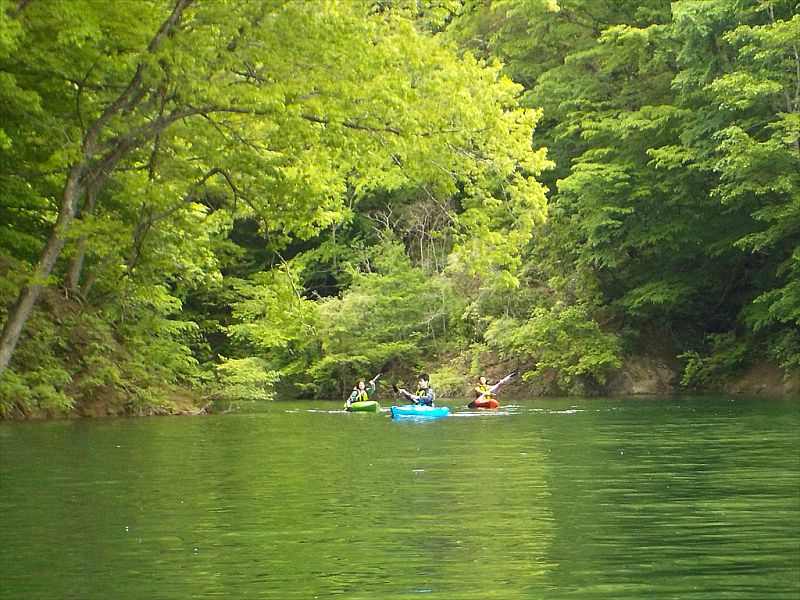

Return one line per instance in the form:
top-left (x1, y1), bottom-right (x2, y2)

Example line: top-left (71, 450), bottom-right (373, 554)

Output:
top-left (1, 0), bottom-right (797, 416)
top-left (450, 0), bottom-right (799, 389)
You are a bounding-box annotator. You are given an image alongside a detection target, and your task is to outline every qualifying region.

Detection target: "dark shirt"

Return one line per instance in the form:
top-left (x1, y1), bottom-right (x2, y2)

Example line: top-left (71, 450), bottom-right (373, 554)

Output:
top-left (408, 385), bottom-right (435, 406)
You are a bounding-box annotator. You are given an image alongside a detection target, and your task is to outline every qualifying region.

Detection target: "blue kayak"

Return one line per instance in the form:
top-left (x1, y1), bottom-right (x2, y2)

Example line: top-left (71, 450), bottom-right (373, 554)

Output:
top-left (390, 405), bottom-right (450, 419)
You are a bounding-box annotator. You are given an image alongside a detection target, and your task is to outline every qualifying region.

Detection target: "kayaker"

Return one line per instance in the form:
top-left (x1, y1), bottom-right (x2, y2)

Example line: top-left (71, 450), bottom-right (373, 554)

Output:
top-left (398, 373), bottom-right (435, 406)
top-left (345, 377), bottom-right (377, 408)
top-left (469, 369), bottom-right (518, 408)
top-left (474, 376), bottom-right (494, 401)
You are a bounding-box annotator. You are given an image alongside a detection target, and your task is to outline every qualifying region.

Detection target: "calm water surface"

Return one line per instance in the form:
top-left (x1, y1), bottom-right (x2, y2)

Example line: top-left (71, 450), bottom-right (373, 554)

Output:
top-left (1, 396), bottom-right (798, 599)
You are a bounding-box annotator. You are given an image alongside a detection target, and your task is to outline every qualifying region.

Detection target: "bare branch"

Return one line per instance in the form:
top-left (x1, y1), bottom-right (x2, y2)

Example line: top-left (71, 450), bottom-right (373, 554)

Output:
top-left (302, 113), bottom-right (402, 136)
top-left (390, 154), bottom-right (455, 225)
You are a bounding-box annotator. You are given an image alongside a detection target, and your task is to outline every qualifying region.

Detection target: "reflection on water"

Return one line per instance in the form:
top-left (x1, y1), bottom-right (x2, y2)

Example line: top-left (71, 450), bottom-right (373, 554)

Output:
top-left (1, 397), bottom-right (798, 599)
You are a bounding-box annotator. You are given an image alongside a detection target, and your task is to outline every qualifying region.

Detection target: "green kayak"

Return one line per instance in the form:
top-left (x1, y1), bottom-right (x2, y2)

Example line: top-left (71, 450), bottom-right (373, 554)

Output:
top-left (346, 400), bottom-right (380, 412)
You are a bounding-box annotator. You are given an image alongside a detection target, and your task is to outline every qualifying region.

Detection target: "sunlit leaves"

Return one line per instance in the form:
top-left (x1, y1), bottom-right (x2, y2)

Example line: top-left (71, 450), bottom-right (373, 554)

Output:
top-left (307, 241), bottom-right (444, 393)
top-left (213, 357), bottom-right (279, 401)
top-left (228, 270), bottom-right (316, 352)
top-left (0, 0), bottom-right (557, 407)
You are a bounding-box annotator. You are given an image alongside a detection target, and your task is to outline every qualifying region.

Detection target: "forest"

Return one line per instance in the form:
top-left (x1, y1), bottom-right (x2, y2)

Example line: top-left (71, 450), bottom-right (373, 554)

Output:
top-left (0, 0), bottom-right (797, 417)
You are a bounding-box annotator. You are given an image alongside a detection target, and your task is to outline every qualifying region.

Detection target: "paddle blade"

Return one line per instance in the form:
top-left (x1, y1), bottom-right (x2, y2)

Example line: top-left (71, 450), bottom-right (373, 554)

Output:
top-left (500, 369), bottom-right (519, 384)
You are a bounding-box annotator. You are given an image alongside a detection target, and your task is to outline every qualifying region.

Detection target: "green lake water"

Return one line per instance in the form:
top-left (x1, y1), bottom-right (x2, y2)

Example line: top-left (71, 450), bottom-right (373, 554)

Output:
top-left (1, 396), bottom-right (798, 599)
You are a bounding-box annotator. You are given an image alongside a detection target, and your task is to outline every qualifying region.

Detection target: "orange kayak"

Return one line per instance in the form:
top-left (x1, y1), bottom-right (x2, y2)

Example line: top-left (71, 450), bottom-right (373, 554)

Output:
top-left (469, 398), bottom-right (500, 409)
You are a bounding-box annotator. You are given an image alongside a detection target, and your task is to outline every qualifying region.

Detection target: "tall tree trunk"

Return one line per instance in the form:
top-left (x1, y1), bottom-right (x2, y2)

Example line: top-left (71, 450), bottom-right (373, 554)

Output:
top-left (0, 165), bottom-right (85, 378)
top-left (65, 236), bottom-right (89, 293)
top-left (65, 179), bottom-right (100, 292)
top-left (0, 1), bottom-right (193, 379)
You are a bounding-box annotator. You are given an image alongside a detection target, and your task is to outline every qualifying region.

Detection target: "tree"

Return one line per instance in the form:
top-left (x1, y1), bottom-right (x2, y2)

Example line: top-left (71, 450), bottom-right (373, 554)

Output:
top-left (447, 0), bottom-right (799, 386)
top-left (0, 0), bottom-right (548, 405)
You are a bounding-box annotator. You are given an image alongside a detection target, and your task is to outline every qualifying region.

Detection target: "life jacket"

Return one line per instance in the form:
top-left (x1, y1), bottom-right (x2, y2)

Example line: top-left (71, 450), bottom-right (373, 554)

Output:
top-left (475, 383), bottom-right (494, 400)
top-left (415, 386), bottom-right (435, 406)
top-left (354, 388), bottom-right (369, 402)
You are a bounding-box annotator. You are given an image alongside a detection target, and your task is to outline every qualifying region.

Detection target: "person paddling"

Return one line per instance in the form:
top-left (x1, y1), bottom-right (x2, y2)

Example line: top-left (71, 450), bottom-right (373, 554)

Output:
top-left (474, 376), bottom-right (495, 402)
top-left (469, 369), bottom-right (519, 408)
top-left (345, 375), bottom-right (379, 408)
top-left (397, 373), bottom-right (435, 406)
